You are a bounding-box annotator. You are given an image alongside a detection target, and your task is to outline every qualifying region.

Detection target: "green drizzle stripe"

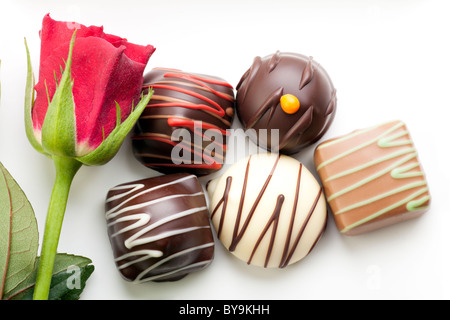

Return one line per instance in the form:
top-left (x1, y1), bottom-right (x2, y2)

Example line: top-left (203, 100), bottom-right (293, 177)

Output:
top-left (406, 195), bottom-right (431, 211)
top-left (341, 187), bottom-right (430, 233)
top-left (327, 152), bottom-right (418, 201)
top-left (378, 130), bottom-right (412, 147)
top-left (335, 180), bottom-right (427, 215)
top-left (325, 147), bottom-right (415, 182)
top-left (316, 121), bottom-right (404, 171)
top-left (391, 162), bottom-right (423, 179)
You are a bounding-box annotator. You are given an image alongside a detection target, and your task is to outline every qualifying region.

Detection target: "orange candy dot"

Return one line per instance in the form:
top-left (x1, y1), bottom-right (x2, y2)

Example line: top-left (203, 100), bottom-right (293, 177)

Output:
top-left (280, 94), bottom-right (300, 114)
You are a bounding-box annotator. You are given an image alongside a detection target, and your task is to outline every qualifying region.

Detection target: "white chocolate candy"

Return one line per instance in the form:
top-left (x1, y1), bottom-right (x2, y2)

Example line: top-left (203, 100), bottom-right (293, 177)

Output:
top-left (207, 153), bottom-right (327, 268)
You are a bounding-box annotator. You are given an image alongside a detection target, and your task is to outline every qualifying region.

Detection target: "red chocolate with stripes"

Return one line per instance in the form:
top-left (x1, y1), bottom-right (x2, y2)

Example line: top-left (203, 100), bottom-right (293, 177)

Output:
top-left (132, 68), bottom-right (235, 176)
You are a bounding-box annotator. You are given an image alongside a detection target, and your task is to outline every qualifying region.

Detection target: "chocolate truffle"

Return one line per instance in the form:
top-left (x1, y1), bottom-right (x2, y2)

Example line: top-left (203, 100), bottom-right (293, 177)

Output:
top-left (236, 51), bottom-right (337, 154)
top-left (132, 68), bottom-right (235, 176)
top-left (314, 120), bottom-right (431, 236)
top-left (105, 173), bottom-right (215, 282)
top-left (206, 153), bottom-right (327, 268)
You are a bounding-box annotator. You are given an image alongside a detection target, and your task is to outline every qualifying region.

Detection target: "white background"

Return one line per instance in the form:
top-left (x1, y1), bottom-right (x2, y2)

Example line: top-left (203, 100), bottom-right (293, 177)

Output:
top-left (0, 0), bottom-right (449, 300)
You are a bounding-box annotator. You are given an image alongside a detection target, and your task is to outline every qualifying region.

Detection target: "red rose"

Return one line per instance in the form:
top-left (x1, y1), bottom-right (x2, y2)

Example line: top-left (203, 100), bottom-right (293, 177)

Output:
top-left (29, 13), bottom-right (156, 157)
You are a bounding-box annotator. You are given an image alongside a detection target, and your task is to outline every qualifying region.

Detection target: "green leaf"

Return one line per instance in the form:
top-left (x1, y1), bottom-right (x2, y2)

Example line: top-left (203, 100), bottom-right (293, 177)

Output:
top-left (5, 253), bottom-right (94, 300)
top-left (0, 162), bottom-right (39, 300)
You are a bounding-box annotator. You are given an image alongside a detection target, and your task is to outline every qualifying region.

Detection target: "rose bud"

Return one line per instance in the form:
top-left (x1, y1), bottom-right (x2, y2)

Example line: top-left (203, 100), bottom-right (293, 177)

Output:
top-left (24, 14), bottom-right (155, 299)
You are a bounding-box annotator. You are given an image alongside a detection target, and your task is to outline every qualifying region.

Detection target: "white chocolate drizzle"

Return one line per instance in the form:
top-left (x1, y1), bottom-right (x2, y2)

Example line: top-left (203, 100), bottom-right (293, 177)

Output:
top-left (105, 175), bottom-right (214, 282)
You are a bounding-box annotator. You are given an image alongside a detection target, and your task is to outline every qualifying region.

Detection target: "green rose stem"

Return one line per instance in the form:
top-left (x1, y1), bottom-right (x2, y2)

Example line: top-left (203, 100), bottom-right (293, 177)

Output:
top-left (33, 156), bottom-right (81, 300)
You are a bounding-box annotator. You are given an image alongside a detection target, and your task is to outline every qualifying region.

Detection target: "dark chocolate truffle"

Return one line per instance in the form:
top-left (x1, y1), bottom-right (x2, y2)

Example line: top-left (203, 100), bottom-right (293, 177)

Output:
top-left (132, 68), bottom-right (235, 176)
top-left (105, 173), bottom-right (215, 282)
top-left (236, 51), bottom-right (337, 154)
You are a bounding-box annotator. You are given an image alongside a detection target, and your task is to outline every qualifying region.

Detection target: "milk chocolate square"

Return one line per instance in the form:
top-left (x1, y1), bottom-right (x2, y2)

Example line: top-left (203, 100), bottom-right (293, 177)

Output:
top-left (314, 120), bottom-right (431, 235)
top-left (105, 173), bottom-right (214, 282)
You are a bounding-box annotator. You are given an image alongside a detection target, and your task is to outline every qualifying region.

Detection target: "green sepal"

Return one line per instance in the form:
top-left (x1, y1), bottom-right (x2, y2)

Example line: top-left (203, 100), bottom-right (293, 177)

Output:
top-left (40, 30), bottom-right (77, 158)
top-left (24, 38), bottom-right (48, 156)
top-left (76, 88), bottom-right (153, 166)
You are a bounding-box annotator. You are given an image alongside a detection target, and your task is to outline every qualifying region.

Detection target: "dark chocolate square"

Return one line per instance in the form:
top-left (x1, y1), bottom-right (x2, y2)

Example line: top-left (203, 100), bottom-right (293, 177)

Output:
top-left (105, 173), bottom-right (214, 282)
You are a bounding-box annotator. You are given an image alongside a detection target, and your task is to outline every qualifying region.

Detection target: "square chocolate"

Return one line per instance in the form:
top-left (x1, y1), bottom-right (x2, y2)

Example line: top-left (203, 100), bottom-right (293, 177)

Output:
top-left (105, 173), bottom-right (214, 282)
top-left (314, 120), bottom-right (431, 235)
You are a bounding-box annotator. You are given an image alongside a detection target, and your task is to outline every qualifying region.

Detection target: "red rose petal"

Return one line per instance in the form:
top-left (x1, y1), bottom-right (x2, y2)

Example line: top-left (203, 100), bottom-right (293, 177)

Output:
top-left (33, 14), bottom-right (155, 153)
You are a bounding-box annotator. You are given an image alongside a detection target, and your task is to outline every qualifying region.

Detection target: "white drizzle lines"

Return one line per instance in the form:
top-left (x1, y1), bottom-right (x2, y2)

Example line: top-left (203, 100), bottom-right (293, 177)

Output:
top-left (107, 192), bottom-right (205, 235)
top-left (106, 183), bottom-right (144, 203)
top-left (123, 206), bottom-right (208, 249)
top-left (105, 174), bottom-right (214, 282)
top-left (133, 243), bottom-right (214, 283)
top-left (105, 175), bottom-right (195, 219)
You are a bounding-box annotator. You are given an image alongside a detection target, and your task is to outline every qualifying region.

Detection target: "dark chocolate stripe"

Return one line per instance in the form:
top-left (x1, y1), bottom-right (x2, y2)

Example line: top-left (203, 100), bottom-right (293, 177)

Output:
top-left (211, 176), bottom-right (232, 237)
top-left (279, 162), bottom-right (302, 268)
top-left (281, 188), bottom-right (323, 267)
top-left (299, 56), bottom-right (315, 90)
top-left (239, 56), bottom-right (262, 102)
top-left (277, 105), bottom-right (314, 151)
top-left (230, 156), bottom-right (252, 249)
top-left (245, 87), bottom-right (284, 129)
top-left (229, 154), bottom-right (281, 252)
top-left (248, 194), bottom-right (285, 267)
top-left (267, 50), bottom-right (281, 73)
top-left (236, 68), bottom-right (249, 91)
